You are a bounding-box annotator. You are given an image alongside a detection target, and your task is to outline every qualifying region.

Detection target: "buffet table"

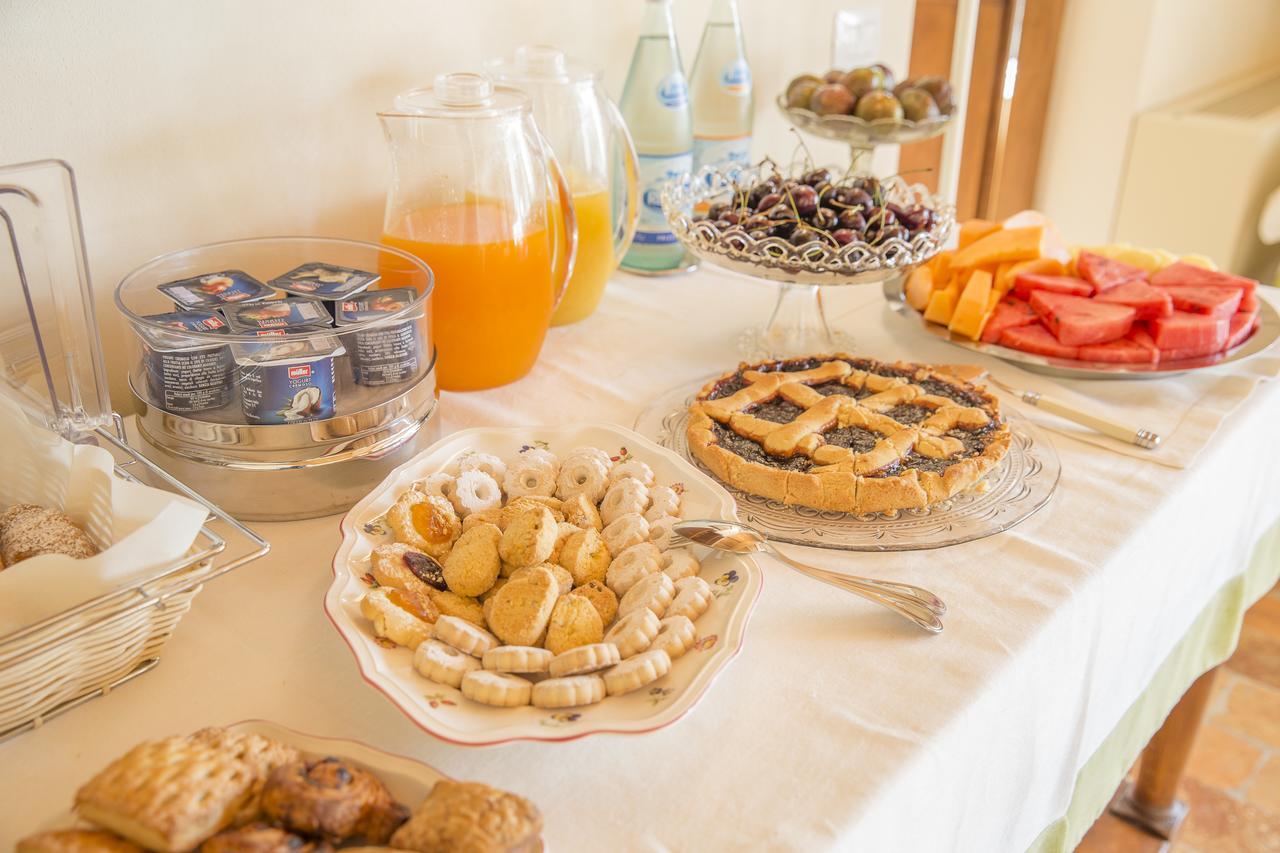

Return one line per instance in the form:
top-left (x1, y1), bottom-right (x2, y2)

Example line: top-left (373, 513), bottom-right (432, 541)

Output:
top-left (4, 269), bottom-right (1279, 852)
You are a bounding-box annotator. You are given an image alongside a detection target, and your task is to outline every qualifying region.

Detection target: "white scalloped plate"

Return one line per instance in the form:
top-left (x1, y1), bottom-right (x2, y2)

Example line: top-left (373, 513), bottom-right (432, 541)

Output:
top-left (326, 423), bottom-right (762, 747)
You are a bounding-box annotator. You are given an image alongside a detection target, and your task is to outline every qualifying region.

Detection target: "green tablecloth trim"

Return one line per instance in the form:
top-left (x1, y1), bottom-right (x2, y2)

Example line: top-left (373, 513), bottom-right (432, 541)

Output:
top-left (1028, 519), bottom-right (1280, 853)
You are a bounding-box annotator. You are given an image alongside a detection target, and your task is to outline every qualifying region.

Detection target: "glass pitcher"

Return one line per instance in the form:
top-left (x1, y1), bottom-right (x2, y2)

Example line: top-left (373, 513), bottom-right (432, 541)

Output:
top-left (379, 72), bottom-right (577, 391)
top-left (486, 46), bottom-right (638, 326)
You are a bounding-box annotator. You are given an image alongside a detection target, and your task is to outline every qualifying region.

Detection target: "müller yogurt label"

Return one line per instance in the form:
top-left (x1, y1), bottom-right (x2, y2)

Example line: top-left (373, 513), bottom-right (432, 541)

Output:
top-left (269, 262), bottom-right (380, 299)
top-left (223, 297), bottom-right (333, 332)
top-left (138, 310), bottom-right (234, 414)
top-left (232, 334), bottom-right (344, 424)
top-left (335, 287), bottom-right (422, 387)
top-left (158, 269), bottom-right (275, 310)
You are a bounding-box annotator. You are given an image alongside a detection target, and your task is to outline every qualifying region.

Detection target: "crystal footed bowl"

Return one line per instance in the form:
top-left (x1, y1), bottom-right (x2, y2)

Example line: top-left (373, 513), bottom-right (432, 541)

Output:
top-left (776, 94), bottom-right (955, 147)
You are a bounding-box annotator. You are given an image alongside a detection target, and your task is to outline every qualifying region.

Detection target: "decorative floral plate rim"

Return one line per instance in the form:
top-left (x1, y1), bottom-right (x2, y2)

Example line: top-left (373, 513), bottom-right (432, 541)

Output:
top-left (326, 423), bottom-right (762, 747)
top-left (635, 379), bottom-right (1059, 553)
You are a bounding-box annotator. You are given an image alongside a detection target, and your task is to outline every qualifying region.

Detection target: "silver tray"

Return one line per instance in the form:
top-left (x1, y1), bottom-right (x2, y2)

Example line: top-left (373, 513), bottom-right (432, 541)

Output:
top-left (883, 278), bottom-right (1280, 380)
top-left (775, 94), bottom-right (954, 148)
top-left (635, 376), bottom-right (1059, 552)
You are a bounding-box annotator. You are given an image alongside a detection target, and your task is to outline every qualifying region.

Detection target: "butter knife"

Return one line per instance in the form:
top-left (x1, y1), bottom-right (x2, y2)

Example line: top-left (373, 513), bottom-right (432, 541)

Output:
top-left (987, 376), bottom-right (1161, 449)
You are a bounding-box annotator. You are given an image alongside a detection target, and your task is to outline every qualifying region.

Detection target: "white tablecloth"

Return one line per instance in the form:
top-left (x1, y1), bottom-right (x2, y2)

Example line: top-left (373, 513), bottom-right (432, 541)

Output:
top-left (3, 269), bottom-right (1279, 852)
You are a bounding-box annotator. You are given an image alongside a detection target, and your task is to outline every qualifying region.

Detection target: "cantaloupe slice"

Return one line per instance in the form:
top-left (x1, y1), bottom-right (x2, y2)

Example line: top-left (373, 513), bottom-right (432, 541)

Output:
top-left (948, 269), bottom-right (994, 340)
top-left (904, 266), bottom-right (934, 311)
top-left (959, 219), bottom-right (1002, 249)
top-left (950, 226), bottom-right (1044, 270)
top-left (996, 257), bottom-right (1066, 294)
top-left (929, 251), bottom-right (953, 287)
top-left (924, 282), bottom-right (961, 325)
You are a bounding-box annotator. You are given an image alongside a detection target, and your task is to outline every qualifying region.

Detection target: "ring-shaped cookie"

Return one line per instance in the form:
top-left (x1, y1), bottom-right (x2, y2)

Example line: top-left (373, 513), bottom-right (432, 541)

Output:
top-left (599, 479), bottom-right (649, 526)
top-left (555, 456), bottom-right (609, 503)
top-left (452, 470), bottom-right (503, 517)
top-left (503, 460), bottom-right (557, 499)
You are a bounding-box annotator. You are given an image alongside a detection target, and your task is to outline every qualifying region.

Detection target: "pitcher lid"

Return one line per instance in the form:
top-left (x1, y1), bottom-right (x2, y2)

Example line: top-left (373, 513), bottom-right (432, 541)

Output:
top-left (389, 72), bottom-right (530, 118)
top-left (485, 45), bottom-right (598, 86)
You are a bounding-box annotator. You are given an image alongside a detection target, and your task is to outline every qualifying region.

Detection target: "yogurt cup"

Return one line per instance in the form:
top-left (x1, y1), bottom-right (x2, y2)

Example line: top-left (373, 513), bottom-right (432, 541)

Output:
top-left (232, 333), bottom-right (345, 424)
top-left (223, 297), bottom-right (333, 332)
top-left (269, 263), bottom-right (380, 320)
top-left (158, 269), bottom-right (276, 310)
top-left (138, 310), bottom-right (235, 414)
top-left (334, 287), bottom-right (423, 387)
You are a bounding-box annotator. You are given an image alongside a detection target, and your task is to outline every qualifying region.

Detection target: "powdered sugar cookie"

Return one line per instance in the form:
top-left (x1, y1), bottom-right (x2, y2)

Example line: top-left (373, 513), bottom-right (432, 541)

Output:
top-left (602, 607), bottom-right (660, 658)
top-left (662, 549), bottom-right (701, 582)
top-left (645, 484), bottom-right (681, 521)
top-left (413, 638), bottom-right (481, 688)
top-left (433, 614), bottom-right (498, 657)
top-left (515, 447), bottom-right (559, 473)
top-left (564, 446), bottom-right (612, 471)
top-left (668, 576), bottom-right (713, 621)
top-left (461, 670), bottom-right (532, 707)
top-left (503, 459), bottom-right (557, 499)
top-left (602, 512), bottom-right (649, 555)
top-left (648, 515), bottom-right (678, 551)
top-left (548, 642), bottom-right (620, 677)
top-left (452, 470), bottom-right (503, 517)
top-left (600, 479), bottom-right (649, 526)
top-left (482, 645), bottom-right (553, 674)
top-left (417, 472), bottom-right (457, 507)
top-left (603, 649), bottom-right (671, 696)
top-left (617, 571), bottom-right (675, 619)
top-left (608, 458), bottom-right (655, 488)
top-left (458, 452), bottom-right (507, 484)
top-left (651, 615), bottom-right (696, 660)
top-left (532, 674), bottom-right (606, 708)
top-left (568, 580), bottom-right (618, 627)
top-left (555, 455), bottom-right (609, 504)
top-left (606, 542), bottom-right (661, 597)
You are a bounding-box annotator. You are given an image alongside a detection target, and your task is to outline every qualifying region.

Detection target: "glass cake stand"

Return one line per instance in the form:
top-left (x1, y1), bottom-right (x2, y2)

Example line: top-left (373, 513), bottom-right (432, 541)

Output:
top-left (775, 94), bottom-right (955, 160)
top-left (635, 375), bottom-right (1060, 553)
top-left (661, 164), bottom-right (954, 360)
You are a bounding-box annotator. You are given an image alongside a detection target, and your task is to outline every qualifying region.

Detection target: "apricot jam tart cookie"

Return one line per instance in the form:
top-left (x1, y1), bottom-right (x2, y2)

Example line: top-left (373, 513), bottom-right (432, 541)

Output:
top-left (686, 354), bottom-right (1012, 515)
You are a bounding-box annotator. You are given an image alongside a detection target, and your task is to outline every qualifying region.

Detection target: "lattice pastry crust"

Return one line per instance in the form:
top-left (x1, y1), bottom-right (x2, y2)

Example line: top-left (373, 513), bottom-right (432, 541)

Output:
top-left (686, 354), bottom-right (1012, 514)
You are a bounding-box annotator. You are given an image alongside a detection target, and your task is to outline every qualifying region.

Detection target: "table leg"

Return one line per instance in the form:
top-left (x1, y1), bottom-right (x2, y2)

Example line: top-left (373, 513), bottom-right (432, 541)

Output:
top-left (1108, 666), bottom-right (1219, 840)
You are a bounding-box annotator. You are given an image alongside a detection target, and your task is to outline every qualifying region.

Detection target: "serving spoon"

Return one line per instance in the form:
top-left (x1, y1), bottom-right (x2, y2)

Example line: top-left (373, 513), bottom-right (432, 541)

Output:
top-left (673, 519), bottom-right (946, 634)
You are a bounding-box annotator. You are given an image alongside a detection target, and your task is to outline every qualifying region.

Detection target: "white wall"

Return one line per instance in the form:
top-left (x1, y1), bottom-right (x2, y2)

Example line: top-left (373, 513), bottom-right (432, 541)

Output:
top-left (1035, 0), bottom-right (1280, 246)
top-left (1, 0), bottom-right (914, 411)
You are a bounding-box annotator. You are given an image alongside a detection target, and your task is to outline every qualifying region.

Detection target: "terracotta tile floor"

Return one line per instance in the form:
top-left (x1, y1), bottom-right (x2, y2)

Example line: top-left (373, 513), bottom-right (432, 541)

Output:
top-left (1078, 583), bottom-right (1280, 852)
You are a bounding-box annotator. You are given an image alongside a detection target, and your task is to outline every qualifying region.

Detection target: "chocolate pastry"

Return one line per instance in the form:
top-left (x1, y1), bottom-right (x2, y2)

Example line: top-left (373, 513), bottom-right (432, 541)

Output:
top-left (260, 758), bottom-right (408, 844)
top-left (199, 824), bottom-right (332, 853)
top-left (686, 354), bottom-right (1012, 514)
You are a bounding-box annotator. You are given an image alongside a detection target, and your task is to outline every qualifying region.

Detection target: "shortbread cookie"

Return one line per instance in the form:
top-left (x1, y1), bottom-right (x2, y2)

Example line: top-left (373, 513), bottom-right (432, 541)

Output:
top-left (668, 576), bottom-right (714, 621)
top-left (645, 484), bottom-right (681, 521)
top-left (386, 492), bottom-right (460, 559)
top-left (425, 588), bottom-right (485, 627)
top-left (440, 523), bottom-right (500, 596)
top-left (557, 527), bottom-right (611, 586)
top-left (509, 563), bottom-right (573, 596)
top-left (608, 459), bottom-right (655, 488)
top-left (544, 594), bottom-right (604, 655)
top-left (458, 451), bottom-right (507, 484)
top-left (370, 542), bottom-right (446, 593)
top-left (617, 571), bottom-right (675, 619)
top-left (549, 522), bottom-right (582, 565)
top-left (648, 515), bottom-right (678, 550)
top-left (461, 670), bottom-right (532, 707)
top-left (486, 565), bottom-right (558, 647)
top-left (498, 506), bottom-right (557, 569)
top-left (478, 576), bottom-right (508, 602)
top-left (606, 542), bottom-right (661, 597)
top-left (499, 496), bottom-right (564, 527)
top-left (555, 455), bottom-right (609, 504)
top-left (568, 580), bottom-right (618, 627)
top-left (651, 615), bottom-right (696, 660)
top-left (602, 607), bottom-right (660, 658)
top-left (503, 459), bottom-right (557, 499)
top-left (531, 674), bottom-right (606, 709)
top-left (483, 645), bottom-right (553, 674)
top-left (433, 615), bottom-right (498, 657)
top-left (662, 549), bottom-right (700, 582)
top-left (603, 649), bottom-right (671, 696)
top-left (414, 639), bottom-right (481, 688)
top-left (462, 506), bottom-right (504, 532)
top-left (452, 470), bottom-right (503, 517)
top-left (548, 642), bottom-right (621, 677)
top-left (600, 479), bottom-right (649, 525)
top-left (360, 587), bottom-right (436, 649)
top-left (602, 512), bottom-right (649, 555)
top-left (561, 492), bottom-right (603, 531)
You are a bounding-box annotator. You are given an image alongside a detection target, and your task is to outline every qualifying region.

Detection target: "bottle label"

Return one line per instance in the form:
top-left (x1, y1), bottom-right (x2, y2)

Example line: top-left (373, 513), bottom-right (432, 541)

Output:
top-left (657, 73), bottom-right (689, 109)
top-left (720, 59), bottom-right (752, 95)
top-left (694, 135), bottom-right (751, 176)
top-left (634, 151), bottom-right (694, 244)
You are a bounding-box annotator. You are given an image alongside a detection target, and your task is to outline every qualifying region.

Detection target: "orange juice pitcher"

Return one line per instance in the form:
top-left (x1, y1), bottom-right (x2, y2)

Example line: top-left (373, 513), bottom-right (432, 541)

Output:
top-left (487, 46), bottom-right (639, 326)
top-left (379, 72), bottom-right (577, 391)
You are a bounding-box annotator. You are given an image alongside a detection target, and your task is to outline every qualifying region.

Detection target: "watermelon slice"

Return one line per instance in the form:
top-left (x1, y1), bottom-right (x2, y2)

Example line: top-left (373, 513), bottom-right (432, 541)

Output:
top-left (1076, 250), bottom-right (1147, 292)
top-left (1149, 310), bottom-right (1229, 357)
top-left (1227, 309), bottom-right (1260, 349)
top-left (1013, 273), bottom-right (1093, 300)
top-left (999, 323), bottom-right (1080, 360)
top-left (1029, 291), bottom-right (1136, 346)
top-left (1078, 337), bottom-right (1160, 364)
top-left (1156, 285), bottom-right (1243, 318)
top-left (1093, 280), bottom-right (1173, 321)
top-left (1151, 262), bottom-right (1257, 296)
top-left (1127, 327), bottom-right (1161, 363)
top-left (980, 297), bottom-right (1038, 343)
top-left (1240, 289), bottom-right (1259, 312)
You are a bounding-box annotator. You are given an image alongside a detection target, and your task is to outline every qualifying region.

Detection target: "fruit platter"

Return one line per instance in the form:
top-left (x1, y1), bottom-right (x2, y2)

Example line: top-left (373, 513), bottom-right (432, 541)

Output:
top-left (779, 64), bottom-right (956, 150)
top-left (885, 214), bottom-right (1280, 378)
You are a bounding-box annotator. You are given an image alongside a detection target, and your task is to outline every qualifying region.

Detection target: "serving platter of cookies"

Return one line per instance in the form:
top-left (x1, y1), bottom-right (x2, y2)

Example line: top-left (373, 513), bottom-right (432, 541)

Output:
top-left (326, 423), bottom-right (762, 746)
top-left (17, 720), bottom-right (545, 851)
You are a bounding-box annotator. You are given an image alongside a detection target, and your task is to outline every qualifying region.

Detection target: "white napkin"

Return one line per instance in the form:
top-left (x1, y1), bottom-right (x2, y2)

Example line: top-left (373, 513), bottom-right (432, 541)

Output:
top-left (0, 397), bottom-right (210, 635)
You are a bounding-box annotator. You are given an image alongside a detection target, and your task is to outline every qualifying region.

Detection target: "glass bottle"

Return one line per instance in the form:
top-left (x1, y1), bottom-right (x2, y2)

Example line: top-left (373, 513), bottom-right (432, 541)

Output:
top-left (690, 0), bottom-right (753, 176)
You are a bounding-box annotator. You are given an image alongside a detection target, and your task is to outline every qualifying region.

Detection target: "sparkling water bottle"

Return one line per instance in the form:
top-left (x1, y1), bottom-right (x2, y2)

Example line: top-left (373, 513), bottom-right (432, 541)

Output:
top-left (619, 0), bottom-right (693, 274)
top-left (690, 0), bottom-right (752, 176)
